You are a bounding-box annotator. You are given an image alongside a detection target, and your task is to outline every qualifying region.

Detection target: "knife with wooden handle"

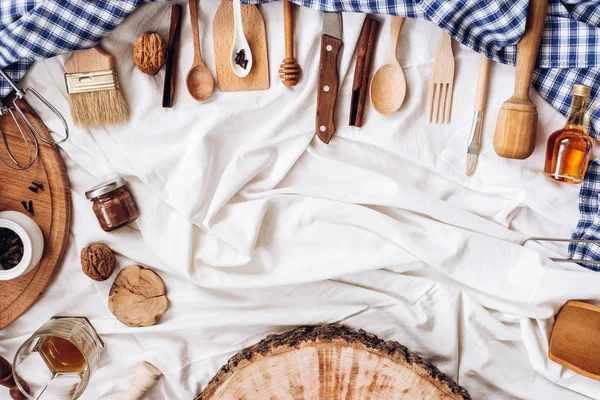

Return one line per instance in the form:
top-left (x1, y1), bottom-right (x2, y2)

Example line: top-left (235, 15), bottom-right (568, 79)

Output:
top-left (316, 12), bottom-right (343, 144)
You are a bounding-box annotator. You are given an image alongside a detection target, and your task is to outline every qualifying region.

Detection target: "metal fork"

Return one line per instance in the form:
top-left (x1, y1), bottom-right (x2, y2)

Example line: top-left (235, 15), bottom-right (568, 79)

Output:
top-left (428, 32), bottom-right (455, 123)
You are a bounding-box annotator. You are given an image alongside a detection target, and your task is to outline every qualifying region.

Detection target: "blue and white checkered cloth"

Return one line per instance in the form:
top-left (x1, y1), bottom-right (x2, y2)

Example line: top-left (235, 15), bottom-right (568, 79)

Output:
top-left (0, 0), bottom-right (153, 98)
top-left (2, 0), bottom-right (600, 267)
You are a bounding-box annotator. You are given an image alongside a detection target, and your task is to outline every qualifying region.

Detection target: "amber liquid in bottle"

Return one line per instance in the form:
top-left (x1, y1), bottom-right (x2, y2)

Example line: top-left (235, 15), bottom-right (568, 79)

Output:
top-left (39, 336), bottom-right (87, 374)
top-left (544, 89), bottom-right (592, 184)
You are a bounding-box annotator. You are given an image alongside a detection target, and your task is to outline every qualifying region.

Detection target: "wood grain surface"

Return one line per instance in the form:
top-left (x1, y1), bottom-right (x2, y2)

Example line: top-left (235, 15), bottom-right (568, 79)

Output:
top-left (212, 0), bottom-right (270, 92)
top-left (493, 0), bottom-right (547, 159)
top-left (0, 99), bottom-right (71, 330)
top-left (196, 325), bottom-right (471, 400)
top-left (64, 46), bottom-right (115, 74)
top-left (549, 300), bottom-right (600, 381)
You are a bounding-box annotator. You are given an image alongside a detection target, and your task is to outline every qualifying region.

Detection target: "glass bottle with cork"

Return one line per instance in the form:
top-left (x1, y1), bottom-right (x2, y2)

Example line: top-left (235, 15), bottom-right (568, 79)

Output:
top-left (543, 84), bottom-right (593, 184)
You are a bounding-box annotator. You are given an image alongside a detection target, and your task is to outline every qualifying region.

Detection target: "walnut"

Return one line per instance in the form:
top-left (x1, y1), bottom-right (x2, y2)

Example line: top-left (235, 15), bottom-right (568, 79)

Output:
top-left (133, 32), bottom-right (167, 76)
top-left (81, 243), bottom-right (116, 281)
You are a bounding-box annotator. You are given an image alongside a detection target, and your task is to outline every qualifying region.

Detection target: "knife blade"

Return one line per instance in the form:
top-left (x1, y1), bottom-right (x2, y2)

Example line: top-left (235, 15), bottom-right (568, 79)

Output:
top-left (316, 12), bottom-right (343, 144)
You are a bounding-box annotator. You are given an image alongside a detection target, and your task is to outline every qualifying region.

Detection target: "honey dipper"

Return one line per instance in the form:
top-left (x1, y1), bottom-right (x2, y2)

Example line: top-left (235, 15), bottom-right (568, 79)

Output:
top-left (493, 0), bottom-right (548, 159)
top-left (279, 0), bottom-right (301, 86)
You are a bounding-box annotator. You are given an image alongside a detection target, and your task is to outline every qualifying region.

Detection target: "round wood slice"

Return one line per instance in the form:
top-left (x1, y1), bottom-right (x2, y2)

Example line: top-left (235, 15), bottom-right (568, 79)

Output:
top-left (108, 265), bottom-right (169, 327)
top-left (196, 325), bottom-right (471, 400)
top-left (0, 99), bottom-right (71, 329)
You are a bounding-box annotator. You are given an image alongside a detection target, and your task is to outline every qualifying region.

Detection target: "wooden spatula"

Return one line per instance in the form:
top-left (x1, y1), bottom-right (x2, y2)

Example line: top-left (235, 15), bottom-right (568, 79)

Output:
top-left (493, 0), bottom-right (548, 159)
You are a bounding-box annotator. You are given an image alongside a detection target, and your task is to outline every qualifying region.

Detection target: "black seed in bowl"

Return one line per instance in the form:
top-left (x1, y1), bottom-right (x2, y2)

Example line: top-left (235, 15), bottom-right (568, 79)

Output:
top-left (0, 228), bottom-right (24, 270)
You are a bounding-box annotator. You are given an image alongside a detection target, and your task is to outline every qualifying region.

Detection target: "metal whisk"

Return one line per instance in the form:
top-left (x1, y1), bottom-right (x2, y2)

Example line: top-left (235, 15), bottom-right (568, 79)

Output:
top-left (0, 68), bottom-right (69, 170)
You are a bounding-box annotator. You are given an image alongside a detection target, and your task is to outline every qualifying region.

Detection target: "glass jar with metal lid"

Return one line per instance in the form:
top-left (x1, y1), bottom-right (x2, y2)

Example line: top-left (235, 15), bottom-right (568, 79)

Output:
top-left (85, 178), bottom-right (139, 232)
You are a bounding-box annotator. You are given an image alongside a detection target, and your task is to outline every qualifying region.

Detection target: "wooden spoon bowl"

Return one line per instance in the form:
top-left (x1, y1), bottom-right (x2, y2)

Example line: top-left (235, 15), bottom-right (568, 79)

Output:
top-left (370, 16), bottom-right (407, 115)
top-left (186, 65), bottom-right (214, 101)
top-left (370, 63), bottom-right (406, 114)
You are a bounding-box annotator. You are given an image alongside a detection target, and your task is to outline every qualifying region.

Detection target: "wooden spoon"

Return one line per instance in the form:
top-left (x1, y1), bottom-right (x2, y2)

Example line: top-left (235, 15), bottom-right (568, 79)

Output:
top-left (370, 16), bottom-right (407, 114)
top-left (186, 0), bottom-right (214, 101)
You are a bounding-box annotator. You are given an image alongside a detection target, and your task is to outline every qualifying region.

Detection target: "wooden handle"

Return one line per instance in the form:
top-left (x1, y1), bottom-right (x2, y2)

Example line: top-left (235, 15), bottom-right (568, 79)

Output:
top-left (514, 0), bottom-right (548, 99)
top-left (474, 56), bottom-right (491, 112)
top-left (386, 16), bottom-right (404, 63)
top-left (64, 46), bottom-right (114, 73)
top-left (283, 0), bottom-right (294, 59)
top-left (316, 35), bottom-right (342, 143)
top-left (188, 0), bottom-right (204, 65)
top-left (162, 4), bottom-right (182, 108)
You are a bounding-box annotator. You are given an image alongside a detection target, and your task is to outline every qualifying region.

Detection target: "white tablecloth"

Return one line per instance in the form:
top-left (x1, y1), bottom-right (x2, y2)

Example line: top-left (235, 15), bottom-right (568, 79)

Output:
top-left (2, 1), bottom-right (600, 398)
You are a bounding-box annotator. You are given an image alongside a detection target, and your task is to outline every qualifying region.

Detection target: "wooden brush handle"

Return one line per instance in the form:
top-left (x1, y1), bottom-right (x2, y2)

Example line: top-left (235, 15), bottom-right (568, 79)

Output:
top-left (64, 46), bottom-right (114, 73)
top-left (474, 56), bottom-right (491, 112)
top-left (513, 0), bottom-right (548, 100)
top-left (283, 0), bottom-right (294, 59)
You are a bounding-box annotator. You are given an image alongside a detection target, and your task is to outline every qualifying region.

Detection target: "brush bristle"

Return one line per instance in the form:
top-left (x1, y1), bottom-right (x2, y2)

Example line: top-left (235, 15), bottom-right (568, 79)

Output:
top-left (69, 89), bottom-right (129, 129)
top-left (466, 153), bottom-right (478, 176)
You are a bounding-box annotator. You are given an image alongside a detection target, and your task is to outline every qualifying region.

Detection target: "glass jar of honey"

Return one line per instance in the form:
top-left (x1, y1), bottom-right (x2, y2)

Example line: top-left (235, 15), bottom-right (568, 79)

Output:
top-left (12, 316), bottom-right (104, 399)
top-left (85, 178), bottom-right (139, 232)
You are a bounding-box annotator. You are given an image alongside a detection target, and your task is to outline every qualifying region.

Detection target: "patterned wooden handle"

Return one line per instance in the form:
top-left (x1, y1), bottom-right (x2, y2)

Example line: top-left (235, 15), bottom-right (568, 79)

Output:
top-left (316, 35), bottom-right (342, 144)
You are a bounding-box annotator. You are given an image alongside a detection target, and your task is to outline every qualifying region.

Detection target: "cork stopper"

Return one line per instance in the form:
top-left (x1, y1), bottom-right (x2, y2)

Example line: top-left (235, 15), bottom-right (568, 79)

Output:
top-left (573, 84), bottom-right (591, 98)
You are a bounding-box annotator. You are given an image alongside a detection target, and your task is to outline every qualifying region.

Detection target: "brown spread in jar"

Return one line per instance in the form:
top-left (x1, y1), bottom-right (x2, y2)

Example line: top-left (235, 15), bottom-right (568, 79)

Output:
top-left (85, 178), bottom-right (139, 232)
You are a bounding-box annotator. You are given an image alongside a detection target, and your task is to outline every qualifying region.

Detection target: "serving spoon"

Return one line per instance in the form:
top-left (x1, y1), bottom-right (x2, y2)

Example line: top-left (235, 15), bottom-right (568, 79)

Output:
top-left (186, 0), bottom-right (214, 101)
top-left (370, 16), bottom-right (407, 114)
top-left (230, 0), bottom-right (253, 78)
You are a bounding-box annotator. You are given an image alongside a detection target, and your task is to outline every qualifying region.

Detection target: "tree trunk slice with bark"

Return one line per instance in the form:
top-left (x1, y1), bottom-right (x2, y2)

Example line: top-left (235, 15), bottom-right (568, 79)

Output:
top-left (196, 325), bottom-right (470, 400)
top-left (108, 265), bottom-right (169, 327)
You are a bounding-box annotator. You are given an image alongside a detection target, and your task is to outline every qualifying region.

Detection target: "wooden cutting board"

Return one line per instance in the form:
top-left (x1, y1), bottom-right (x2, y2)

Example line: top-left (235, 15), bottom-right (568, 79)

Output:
top-left (212, 0), bottom-right (270, 92)
top-left (0, 99), bottom-right (71, 329)
top-left (196, 325), bottom-right (471, 400)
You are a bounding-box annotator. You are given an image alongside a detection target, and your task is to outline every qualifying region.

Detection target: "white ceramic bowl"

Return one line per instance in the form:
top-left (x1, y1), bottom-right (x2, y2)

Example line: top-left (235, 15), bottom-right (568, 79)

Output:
top-left (0, 211), bottom-right (44, 280)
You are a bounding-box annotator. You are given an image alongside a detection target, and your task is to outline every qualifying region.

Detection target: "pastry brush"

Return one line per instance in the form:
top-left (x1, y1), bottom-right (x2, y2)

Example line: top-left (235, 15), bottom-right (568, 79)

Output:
top-left (466, 55), bottom-right (491, 176)
top-left (64, 46), bottom-right (129, 128)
